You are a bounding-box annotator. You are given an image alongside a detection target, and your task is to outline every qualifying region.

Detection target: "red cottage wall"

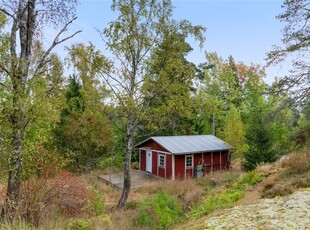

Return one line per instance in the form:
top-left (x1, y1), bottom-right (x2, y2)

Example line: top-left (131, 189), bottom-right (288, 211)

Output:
top-left (140, 150), bottom-right (146, 171)
top-left (138, 139), bottom-right (174, 179)
top-left (203, 152), bottom-right (212, 173)
top-left (152, 151), bottom-right (158, 175)
top-left (199, 151), bottom-right (230, 174)
top-left (175, 155), bottom-right (185, 179)
top-left (220, 151), bottom-right (229, 170)
top-left (166, 154), bottom-right (172, 179)
top-left (194, 154), bottom-right (203, 166)
top-left (213, 152), bottom-right (221, 171)
top-left (139, 140), bottom-right (168, 152)
top-left (158, 166), bottom-right (165, 178)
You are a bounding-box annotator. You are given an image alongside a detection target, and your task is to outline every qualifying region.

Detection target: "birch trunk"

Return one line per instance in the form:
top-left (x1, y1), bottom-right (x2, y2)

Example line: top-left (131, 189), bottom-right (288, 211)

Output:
top-left (117, 116), bottom-right (134, 209)
top-left (0, 0), bottom-right (80, 220)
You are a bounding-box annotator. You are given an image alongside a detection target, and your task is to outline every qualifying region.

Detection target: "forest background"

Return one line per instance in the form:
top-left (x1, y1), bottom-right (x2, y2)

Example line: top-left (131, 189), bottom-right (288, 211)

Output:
top-left (0, 0), bottom-right (308, 225)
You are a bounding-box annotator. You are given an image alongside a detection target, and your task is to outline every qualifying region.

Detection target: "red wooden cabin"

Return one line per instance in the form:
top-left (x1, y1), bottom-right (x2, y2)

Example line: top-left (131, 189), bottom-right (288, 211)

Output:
top-left (136, 135), bottom-right (232, 180)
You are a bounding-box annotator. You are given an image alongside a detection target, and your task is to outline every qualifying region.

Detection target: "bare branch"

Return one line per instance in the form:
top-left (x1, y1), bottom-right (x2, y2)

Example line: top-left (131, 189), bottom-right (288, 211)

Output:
top-left (98, 29), bottom-right (133, 80)
top-left (0, 8), bottom-right (14, 18)
top-left (33, 16), bottom-right (82, 77)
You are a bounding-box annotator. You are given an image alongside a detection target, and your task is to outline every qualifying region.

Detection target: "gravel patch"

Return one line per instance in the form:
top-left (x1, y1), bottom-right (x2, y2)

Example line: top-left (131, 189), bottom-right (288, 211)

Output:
top-left (205, 189), bottom-right (310, 230)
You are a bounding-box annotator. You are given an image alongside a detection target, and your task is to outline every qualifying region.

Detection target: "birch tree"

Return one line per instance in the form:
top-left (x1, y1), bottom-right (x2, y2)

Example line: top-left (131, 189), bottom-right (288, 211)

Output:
top-left (99, 0), bottom-right (205, 209)
top-left (0, 0), bottom-right (81, 218)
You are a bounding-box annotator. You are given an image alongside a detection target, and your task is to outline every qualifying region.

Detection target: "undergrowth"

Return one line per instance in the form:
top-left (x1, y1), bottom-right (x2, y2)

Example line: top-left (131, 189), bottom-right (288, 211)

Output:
top-left (135, 192), bottom-right (182, 229)
top-left (189, 171), bottom-right (263, 219)
top-left (262, 150), bottom-right (310, 198)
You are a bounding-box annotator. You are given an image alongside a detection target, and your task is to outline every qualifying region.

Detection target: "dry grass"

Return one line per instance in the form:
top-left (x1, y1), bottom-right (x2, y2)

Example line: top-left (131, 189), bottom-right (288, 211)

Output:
top-left (282, 149), bottom-right (310, 174)
top-left (109, 209), bottom-right (141, 230)
top-left (260, 150), bottom-right (310, 199)
top-left (0, 183), bottom-right (6, 202)
top-left (261, 172), bottom-right (310, 198)
top-left (1, 170), bottom-right (106, 228)
top-left (136, 179), bottom-right (204, 211)
top-left (81, 171), bottom-right (121, 210)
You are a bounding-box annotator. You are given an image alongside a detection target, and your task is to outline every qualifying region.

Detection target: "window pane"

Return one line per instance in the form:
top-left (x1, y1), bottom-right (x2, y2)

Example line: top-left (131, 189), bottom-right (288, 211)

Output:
top-left (159, 155), bottom-right (165, 167)
top-left (186, 156), bottom-right (192, 167)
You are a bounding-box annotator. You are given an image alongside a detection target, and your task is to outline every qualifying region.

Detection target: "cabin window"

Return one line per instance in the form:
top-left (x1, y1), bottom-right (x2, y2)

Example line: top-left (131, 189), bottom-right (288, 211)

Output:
top-left (159, 154), bottom-right (165, 168)
top-left (186, 155), bottom-right (193, 168)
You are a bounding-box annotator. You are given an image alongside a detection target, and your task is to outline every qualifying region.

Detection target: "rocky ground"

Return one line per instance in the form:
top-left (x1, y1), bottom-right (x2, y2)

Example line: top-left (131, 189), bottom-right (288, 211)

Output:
top-left (205, 188), bottom-right (310, 230)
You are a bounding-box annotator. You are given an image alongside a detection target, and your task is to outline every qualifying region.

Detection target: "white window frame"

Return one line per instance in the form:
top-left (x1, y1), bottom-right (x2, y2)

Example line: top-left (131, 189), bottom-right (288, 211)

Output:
top-left (185, 155), bottom-right (193, 168)
top-left (158, 154), bottom-right (165, 168)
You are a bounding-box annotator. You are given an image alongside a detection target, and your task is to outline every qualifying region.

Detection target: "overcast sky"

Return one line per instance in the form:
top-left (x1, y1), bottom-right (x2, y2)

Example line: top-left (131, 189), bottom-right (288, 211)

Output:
top-left (52, 0), bottom-right (288, 84)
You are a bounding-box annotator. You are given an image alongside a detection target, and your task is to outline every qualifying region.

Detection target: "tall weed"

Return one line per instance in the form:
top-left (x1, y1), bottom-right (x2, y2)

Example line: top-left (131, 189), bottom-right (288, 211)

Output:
top-left (135, 192), bottom-right (182, 229)
top-left (237, 170), bottom-right (263, 187)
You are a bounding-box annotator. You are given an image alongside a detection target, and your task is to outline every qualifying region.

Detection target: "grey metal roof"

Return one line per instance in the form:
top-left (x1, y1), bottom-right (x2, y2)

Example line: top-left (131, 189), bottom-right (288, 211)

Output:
top-left (136, 135), bottom-right (232, 154)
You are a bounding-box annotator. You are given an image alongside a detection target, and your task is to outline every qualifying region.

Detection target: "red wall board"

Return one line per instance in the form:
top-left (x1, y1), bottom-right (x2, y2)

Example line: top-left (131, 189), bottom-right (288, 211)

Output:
top-left (175, 155), bottom-right (185, 179)
top-left (166, 154), bottom-right (172, 179)
top-left (152, 151), bottom-right (158, 175)
top-left (140, 150), bottom-right (146, 171)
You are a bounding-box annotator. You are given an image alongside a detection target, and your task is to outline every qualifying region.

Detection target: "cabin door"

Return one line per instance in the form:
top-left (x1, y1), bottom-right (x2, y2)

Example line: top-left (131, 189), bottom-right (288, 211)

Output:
top-left (185, 155), bottom-right (193, 178)
top-left (146, 149), bottom-right (152, 173)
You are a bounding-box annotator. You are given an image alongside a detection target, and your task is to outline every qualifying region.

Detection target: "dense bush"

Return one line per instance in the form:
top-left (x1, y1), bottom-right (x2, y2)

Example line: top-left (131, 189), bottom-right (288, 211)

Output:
top-left (1, 177), bottom-right (59, 227)
top-left (0, 171), bottom-right (106, 227)
top-left (237, 170), bottom-right (263, 187)
top-left (68, 218), bottom-right (92, 230)
top-left (135, 192), bottom-right (182, 229)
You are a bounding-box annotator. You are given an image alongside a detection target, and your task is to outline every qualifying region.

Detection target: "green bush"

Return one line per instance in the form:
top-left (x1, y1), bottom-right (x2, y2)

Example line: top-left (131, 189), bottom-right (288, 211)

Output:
top-left (88, 189), bottom-right (104, 216)
top-left (189, 188), bottom-right (245, 219)
top-left (135, 192), bottom-right (182, 229)
top-left (136, 210), bottom-right (153, 226)
top-left (237, 171), bottom-right (263, 187)
top-left (68, 219), bottom-right (92, 230)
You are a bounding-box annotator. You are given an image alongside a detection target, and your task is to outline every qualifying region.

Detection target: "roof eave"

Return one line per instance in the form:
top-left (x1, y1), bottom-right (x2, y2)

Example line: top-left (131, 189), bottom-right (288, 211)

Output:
top-left (172, 148), bottom-right (232, 155)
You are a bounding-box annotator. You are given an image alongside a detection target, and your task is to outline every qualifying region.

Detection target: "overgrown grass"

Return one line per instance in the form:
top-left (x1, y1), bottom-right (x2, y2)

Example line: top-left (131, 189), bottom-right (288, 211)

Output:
top-left (67, 214), bottom-right (113, 230)
top-left (189, 171), bottom-right (263, 219)
top-left (0, 219), bottom-right (33, 230)
top-left (0, 168), bottom-right (265, 229)
top-left (135, 192), bottom-right (182, 229)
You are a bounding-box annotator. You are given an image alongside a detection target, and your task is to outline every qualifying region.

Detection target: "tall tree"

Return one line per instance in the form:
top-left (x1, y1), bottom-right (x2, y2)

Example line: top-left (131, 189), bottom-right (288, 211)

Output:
top-left (220, 105), bottom-right (248, 158)
top-left (0, 0), bottom-right (81, 218)
top-left (100, 0), bottom-right (205, 209)
top-left (197, 53), bottom-right (245, 135)
top-left (67, 43), bottom-right (110, 110)
top-left (267, 0), bottom-right (309, 104)
top-left (54, 72), bottom-right (113, 172)
top-left (141, 29), bottom-right (197, 136)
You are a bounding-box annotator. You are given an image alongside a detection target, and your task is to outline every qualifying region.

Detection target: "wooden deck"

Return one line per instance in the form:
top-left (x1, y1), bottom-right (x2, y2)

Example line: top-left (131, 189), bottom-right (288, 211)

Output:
top-left (98, 170), bottom-right (165, 190)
